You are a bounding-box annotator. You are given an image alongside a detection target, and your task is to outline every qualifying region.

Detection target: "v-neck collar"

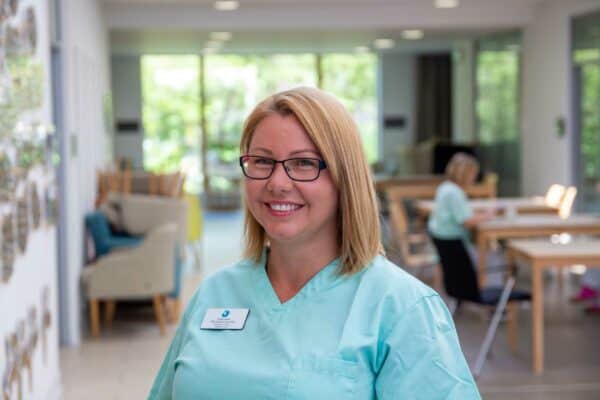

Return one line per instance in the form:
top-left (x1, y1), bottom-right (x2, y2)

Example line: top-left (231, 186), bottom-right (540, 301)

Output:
top-left (252, 248), bottom-right (344, 311)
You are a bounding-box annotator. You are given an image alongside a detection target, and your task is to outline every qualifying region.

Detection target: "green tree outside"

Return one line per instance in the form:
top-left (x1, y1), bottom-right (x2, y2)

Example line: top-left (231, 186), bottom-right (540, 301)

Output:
top-left (142, 53), bottom-right (377, 194)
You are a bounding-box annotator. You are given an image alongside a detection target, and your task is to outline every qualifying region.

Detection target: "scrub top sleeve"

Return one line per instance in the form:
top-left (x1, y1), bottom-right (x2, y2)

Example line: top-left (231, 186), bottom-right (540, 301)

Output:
top-left (375, 295), bottom-right (481, 400)
top-left (147, 289), bottom-right (202, 400)
top-left (448, 189), bottom-right (473, 225)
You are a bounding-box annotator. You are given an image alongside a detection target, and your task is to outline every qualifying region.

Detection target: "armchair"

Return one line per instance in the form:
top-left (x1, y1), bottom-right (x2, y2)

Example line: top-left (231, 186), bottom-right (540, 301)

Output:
top-left (83, 193), bottom-right (188, 337)
top-left (81, 223), bottom-right (177, 337)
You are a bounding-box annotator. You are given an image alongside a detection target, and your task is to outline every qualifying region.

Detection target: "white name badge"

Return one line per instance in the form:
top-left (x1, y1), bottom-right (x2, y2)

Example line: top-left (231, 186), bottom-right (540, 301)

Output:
top-left (201, 308), bottom-right (250, 330)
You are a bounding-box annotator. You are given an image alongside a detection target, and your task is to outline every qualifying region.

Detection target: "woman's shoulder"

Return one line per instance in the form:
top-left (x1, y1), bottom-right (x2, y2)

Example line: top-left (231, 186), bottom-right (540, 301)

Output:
top-left (358, 256), bottom-right (439, 307)
top-left (438, 180), bottom-right (463, 196)
top-left (185, 258), bottom-right (260, 307)
top-left (197, 258), bottom-right (262, 293)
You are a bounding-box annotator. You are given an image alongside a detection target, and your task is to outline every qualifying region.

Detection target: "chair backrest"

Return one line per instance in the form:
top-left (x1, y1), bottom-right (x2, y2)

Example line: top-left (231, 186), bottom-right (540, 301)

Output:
top-left (386, 195), bottom-right (411, 258)
top-left (465, 173), bottom-right (498, 199)
top-left (430, 236), bottom-right (481, 302)
top-left (386, 186), bottom-right (434, 257)
top-left (118, 194), bottom-right (188, 257)
top-left (545, 184), bottom-right (566, 208)
top-left (559, 186), bottom-right (577, 219)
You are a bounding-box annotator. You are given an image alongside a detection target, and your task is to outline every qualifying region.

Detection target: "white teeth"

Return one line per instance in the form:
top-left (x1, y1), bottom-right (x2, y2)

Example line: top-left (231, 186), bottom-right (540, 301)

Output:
top-left (269, 203), bottom-right (300, 212)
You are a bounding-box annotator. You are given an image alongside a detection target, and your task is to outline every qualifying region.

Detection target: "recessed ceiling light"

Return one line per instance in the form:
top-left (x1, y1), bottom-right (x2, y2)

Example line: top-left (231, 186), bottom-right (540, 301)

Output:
top-left (373, 38), bottom-right (395, 49)
top-left (210, 32), bottom-right (232, 41)
top-left (401, 30), bottom-right (424, 40)
top-left (214, 1), bottom-right (239, 11)
top-left (434, 0), bottom-right (459, 8)
top-left (354, 46), bottom-right (370, 53)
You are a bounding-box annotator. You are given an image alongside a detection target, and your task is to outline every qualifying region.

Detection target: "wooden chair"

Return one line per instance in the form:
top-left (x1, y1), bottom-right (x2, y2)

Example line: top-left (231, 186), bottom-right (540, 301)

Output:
top-left (385, 186), bottom-right (441, 290)
top-left (558, 186), bottom-right (577, 219)
top-left (544, 184), bottom-right (566, 208)
top-left (96, 170), bottom-right (131, 206)
top-left (464, 173), bottom-right (498, 199)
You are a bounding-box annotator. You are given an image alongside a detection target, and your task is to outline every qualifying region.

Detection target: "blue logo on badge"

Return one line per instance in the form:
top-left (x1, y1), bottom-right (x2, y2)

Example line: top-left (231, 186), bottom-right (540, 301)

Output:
top-left (221, 310), bottom-right (230, 318)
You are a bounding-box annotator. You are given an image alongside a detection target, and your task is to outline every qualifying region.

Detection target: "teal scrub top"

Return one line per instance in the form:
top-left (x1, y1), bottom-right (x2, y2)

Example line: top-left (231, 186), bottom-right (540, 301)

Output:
top-left (148, 254), bottom-right (481, 400)
top-left (428, 181), bottom-right (473, 240)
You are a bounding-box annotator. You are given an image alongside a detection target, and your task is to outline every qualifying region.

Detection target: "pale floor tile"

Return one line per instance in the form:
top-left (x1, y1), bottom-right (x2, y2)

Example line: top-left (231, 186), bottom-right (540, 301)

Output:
top-left (60, 210), bottom-right (600, 399)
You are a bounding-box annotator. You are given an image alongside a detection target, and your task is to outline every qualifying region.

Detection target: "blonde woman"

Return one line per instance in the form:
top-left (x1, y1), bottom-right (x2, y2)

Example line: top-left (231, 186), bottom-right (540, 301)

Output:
top-left (428, 153), bottom-right (494, 237)
top-left (149, 87), bottom-right (480, 399)
top-left (428, 153), bottom-right (498, 264)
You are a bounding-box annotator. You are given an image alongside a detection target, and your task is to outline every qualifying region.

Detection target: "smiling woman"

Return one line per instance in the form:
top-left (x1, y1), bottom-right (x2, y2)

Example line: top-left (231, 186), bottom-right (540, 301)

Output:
top-left (148, 87), bottom-right (481, 400)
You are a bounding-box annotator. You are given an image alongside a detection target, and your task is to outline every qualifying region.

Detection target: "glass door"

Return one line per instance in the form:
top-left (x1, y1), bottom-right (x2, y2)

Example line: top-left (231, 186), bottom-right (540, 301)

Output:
top-left (572, 12), bottom-right (600, 212)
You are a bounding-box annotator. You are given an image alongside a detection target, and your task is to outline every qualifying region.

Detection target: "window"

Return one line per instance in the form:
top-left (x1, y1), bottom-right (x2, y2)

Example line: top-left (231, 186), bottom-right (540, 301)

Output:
top-left (141, 56), bottom-right (201, 193)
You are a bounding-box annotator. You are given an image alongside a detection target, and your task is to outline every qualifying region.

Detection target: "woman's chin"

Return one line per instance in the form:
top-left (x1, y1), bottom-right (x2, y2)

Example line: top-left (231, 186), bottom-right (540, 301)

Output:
top-left (266, 229), bottom-right (304, 245)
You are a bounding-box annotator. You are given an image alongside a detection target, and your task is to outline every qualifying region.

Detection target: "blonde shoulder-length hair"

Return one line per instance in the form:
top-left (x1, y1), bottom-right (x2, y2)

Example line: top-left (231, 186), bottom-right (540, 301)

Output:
top-left (445, 152), bottom-right (480, 187)
top-left (239, 86), bottom-right (383, 275)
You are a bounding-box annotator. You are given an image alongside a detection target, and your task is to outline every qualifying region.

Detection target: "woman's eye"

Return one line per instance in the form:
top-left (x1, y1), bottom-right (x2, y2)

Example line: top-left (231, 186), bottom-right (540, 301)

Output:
top-left (297, 159), bottom-right (317, 167)
top-left (254, 158), bottom-right (273, 165)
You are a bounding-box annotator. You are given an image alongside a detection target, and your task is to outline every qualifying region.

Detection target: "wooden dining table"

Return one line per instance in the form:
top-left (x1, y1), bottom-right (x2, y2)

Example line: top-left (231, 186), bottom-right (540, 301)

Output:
top-left (475, 214), bottom-right (600, 287)
top-left (415, 197), bottom-right (558, 218)
top-left (506, 238), bottom-right (600, 374)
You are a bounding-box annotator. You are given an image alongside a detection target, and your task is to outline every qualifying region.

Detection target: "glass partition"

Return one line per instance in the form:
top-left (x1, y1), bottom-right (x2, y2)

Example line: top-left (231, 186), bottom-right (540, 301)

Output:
top-left (572, 11), bottom-right (600, 212)
top-left (475, 32), bottom-right (521, 195)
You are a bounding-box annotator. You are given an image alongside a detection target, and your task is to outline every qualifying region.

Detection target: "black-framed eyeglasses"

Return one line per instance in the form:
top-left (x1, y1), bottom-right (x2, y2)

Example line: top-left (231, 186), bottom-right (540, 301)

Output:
top-left (239, 155), bottom-right (327, 182)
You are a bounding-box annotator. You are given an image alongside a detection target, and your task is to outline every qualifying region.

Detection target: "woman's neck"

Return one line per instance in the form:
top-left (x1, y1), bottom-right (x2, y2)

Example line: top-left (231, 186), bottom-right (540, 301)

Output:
top-left (266, 239), bottom-right (339, 303)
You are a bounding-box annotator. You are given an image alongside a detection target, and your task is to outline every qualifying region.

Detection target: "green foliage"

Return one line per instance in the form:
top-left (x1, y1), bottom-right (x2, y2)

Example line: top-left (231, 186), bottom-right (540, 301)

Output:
top-left (580, 61), bottom-right (600, 179)
top-left (141, 56), bottom-right (201, 192)
top-left (204, 53), bottom-right (318, 162)
top-left (322, 53), bottom-right (377, 162)
top-left (476, 50), bottom-right (519, 144)
top-left (142, 53), bottom-right (378, 193)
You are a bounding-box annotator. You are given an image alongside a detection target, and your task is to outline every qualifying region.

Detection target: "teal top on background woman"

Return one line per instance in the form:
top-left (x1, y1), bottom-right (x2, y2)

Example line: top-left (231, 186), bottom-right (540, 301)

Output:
top-left (148, 254), bottom-right (480, 399)
top-left (428, 181), bottom-right (473, 240)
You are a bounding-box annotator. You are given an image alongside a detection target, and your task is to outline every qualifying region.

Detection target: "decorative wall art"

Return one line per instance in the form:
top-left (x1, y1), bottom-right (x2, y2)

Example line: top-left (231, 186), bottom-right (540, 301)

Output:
top-left (15, 195), bottom-right (27, 253)
top-left (28, 182), bottom-right (38, 229)
top-left (1, 298), bottom-right (45, 400)
top-left (2, 333), bottom-right (18, 400)
top-left (1, 2), bottom-right (59, 398)
top-left (0, 0), bottom-right (56, 283)
top-left (40, 286), bottom-right (50, 364)
top-left (1, 211), bottom-right (14, 283)
top-left (0, 150), bottom-right (15, 202)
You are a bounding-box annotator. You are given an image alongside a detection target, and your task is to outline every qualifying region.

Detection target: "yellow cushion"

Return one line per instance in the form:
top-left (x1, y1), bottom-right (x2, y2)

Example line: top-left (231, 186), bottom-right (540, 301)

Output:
top-left (186, 194), bottom-right (202, 241)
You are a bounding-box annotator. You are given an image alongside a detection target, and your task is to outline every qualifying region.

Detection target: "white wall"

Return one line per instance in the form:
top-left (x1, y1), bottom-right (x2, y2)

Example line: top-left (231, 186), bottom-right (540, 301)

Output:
top-left (59, 0), bottom-right (111, 346)
top-left (521, 0), bottom-right (600, 195)
top-left (112, 55), bottom-right (144, 169)
top-left (379, 52), bottom-right (416, 170)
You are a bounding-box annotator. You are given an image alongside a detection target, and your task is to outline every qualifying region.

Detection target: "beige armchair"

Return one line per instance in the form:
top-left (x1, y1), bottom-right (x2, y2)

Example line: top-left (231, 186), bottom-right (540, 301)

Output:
top-left (81, 223), bottom-right (177, 337)
top-left (84, 193), bottom-right (189, 337)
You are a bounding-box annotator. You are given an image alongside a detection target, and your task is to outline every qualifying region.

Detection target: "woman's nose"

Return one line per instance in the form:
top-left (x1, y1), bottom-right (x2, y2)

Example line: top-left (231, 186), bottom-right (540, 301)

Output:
top-left (266, 163), bottom-right (292, 192)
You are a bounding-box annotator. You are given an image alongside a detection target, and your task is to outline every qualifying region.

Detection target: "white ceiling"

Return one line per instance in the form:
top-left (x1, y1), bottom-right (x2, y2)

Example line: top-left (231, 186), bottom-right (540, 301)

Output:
top-left (103, 0), bottom-right (544, 54)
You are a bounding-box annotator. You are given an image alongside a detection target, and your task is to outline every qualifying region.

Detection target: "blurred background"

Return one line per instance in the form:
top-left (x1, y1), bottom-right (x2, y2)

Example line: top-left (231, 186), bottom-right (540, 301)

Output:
top-left (0, 0), bottom-right (599, 399)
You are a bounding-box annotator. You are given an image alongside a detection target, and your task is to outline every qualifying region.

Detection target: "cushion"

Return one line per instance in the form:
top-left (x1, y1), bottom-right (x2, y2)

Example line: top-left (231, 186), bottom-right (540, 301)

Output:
top-left (85, 211), bottom-right (142, 258)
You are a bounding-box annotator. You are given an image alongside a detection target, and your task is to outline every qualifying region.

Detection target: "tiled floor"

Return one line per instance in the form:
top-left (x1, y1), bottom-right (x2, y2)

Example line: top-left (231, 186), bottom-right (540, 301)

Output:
top-left (60, 209), bottom-right (600, 399)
